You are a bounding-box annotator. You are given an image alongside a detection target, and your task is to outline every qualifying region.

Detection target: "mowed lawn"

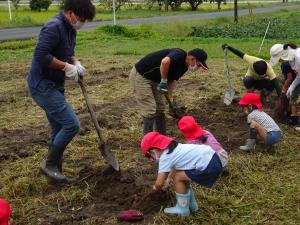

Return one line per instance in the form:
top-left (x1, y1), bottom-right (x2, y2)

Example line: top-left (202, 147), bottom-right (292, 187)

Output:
top-left (0, 8), bottom-right (299, 225)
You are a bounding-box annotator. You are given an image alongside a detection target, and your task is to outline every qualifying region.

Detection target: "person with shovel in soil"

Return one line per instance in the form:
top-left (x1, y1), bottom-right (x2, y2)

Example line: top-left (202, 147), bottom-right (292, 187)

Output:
top-left (222, 44), bottom-right (281, 101)
top-left (239, 93), bottom-right (282, 152)
top-left (129, 48), bottom-right (208, 135)
top-left (140, 131), bottom-right (223, 217)
top-left (270, 43), bottom-right (300, 125)
top-left (27, 0), bottom-right (96, 183)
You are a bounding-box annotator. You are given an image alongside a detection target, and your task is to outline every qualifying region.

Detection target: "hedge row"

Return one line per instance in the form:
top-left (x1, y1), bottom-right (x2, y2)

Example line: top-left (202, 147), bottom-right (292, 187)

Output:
top-left (188, 17), bottom-right (300, 39)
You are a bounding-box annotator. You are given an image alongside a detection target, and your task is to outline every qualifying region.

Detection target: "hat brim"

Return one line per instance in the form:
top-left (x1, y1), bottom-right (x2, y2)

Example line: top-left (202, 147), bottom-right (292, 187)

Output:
top-left (269, 56), bottom-right (280, 66)
top-left (198, 61), bottom-right (208, 71)
top-left (270, 49), bottom-right (295, 66)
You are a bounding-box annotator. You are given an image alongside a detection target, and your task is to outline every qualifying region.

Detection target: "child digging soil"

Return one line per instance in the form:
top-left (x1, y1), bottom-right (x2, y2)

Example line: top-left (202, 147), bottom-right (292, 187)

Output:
top-left (140, 131), bottom-right (223, 217)
top-left (178, 115), bottom-right (229, 168)
top-left (239, 93), bottom-right (282, 152)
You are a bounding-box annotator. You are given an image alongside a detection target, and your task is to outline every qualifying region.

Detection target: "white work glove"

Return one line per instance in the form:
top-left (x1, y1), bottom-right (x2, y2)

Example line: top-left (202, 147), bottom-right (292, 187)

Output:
top-left (287, 76), bottom-right (300, 98)
top-left (74, 60), bottom-right (86, 77)
top-left (62, 63), bottom-right (79, 81)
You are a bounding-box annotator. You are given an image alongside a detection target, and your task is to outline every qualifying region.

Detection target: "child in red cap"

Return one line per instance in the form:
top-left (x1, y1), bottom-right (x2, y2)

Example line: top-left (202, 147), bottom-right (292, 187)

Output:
top-left (140, 132), bottom-right (223, 217)
top-left (239, 93), bottom-right (282, 151)
top-left (0, 198), bottom-right (13, 225)
top-left (178, 115), bottom-right (228, 168)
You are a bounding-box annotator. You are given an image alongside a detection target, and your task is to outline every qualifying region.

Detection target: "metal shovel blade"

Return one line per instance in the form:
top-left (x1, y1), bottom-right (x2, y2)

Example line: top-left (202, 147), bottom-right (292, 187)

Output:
top-left (100, 143), bottom-right (120, 171)
top-left (223, 48), bottom-right (235, 106)
top-left (224, 89), bottom-right (235, 106)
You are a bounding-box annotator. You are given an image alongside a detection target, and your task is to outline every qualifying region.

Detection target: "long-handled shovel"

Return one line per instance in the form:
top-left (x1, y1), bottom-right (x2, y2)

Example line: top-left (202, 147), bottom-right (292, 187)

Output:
top-left (223, 48), bottom-right (235, 106)
top-left (78, 77), bottom-right (120, 171)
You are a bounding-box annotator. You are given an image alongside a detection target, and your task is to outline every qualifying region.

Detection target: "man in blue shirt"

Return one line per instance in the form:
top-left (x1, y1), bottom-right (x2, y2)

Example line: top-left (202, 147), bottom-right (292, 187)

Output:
top-left (27, 0), bottom-right (95, 183)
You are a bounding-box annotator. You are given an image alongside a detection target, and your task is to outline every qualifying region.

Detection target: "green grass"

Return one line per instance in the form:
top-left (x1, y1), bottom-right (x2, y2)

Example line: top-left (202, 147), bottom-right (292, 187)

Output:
top-left (0, 7), bottom-right (300, 225)
top-left (0, 2), bottom-right (299, 28)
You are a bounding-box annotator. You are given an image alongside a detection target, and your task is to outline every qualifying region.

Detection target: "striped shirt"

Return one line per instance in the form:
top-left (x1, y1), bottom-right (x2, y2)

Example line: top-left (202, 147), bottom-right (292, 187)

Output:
top-left (247, 110), bottom-right (281, 132)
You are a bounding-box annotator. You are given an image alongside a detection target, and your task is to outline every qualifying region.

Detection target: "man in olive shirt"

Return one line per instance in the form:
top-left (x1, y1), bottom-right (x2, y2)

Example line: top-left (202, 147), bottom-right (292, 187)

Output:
top-left (129, 48), bottom-right (208, 135)
top-left (222, 44), bottom-right (281, 99)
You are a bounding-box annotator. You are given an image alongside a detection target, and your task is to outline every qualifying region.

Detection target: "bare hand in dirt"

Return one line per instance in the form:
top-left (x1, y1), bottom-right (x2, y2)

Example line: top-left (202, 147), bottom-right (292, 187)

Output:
top-left (163, 178), bottom-right (174, 190)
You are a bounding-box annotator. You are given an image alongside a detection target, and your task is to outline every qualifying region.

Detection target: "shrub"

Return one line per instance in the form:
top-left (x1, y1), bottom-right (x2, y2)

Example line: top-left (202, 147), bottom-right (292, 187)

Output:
top-left (188, 17), bottom-right (300, 39)
top-left (30, 0), bottom-right (52, 12)
top-left (100, 25), bottom-right (154, 38)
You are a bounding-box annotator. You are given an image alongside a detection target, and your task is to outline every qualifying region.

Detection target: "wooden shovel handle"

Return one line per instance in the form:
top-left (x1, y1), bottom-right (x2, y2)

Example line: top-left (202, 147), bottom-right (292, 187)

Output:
top-left (78, 77), bottom-right (105, 143)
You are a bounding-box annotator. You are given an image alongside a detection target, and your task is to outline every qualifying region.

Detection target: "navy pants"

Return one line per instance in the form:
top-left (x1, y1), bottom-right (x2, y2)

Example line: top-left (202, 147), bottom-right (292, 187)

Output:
top-left (243, 76), bottom-right (275, 92)
top-left (29, 80), bottom-right (80, 149)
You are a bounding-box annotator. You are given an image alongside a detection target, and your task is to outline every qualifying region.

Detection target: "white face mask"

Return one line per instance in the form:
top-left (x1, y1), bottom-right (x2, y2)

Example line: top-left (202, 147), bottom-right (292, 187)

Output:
top-left (188, 64), bottom-right (198, 73)
top-left (72, 20), bottom-right (85, 30)
top-left (149, 150), bottom-right (160, 163)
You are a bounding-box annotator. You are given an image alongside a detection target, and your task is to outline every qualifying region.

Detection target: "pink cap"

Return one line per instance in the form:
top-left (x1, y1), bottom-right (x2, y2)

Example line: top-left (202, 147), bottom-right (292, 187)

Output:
top-left (140, 132), bottom-right (173, 157)
top-left (178, 116), bottom-right (204, 141)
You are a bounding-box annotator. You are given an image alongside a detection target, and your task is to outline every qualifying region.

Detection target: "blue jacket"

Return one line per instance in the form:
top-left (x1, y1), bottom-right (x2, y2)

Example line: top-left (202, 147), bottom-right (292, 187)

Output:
top-left (28, 13), bottom-right (76, 88)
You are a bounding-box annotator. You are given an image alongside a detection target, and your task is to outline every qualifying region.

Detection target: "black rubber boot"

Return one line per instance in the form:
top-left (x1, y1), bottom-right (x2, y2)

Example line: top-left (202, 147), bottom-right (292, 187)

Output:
top-left (40, 144), bottom-right (67, 183)
top-left (143, 117), bottom-right (155, 135)
top-left (287, 115), bottom-right (299, 125)
top-left (57, 146), bottom-right (65, 173)
top-left (155, 113), bottom-right (166, 134)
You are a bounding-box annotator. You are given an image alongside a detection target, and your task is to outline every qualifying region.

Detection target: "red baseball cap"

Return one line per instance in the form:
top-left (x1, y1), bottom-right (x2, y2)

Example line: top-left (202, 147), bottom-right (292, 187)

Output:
top-left (178, 116), bottom-right (204, 142)
top-left (0, 198), bottom-right (12, 225)
top-left (239, 93), bottom-right (262, 111)
top-left (140, 132), bottom-right (173, 157)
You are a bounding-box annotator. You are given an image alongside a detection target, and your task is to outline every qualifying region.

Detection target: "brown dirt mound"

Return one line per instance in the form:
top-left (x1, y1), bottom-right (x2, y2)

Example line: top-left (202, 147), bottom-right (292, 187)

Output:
top-left (41, 166), bottom-right (173, 225)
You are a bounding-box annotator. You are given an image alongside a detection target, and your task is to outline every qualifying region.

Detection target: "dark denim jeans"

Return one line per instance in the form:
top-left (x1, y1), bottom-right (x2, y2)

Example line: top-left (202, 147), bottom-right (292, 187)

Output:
top-left (28, 80), bottom-right (80, 149)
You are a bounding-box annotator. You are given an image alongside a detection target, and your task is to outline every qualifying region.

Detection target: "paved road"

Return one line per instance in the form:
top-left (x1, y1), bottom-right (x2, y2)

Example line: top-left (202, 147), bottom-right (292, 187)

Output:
top-left (1, 4), bottom-right (300, 41)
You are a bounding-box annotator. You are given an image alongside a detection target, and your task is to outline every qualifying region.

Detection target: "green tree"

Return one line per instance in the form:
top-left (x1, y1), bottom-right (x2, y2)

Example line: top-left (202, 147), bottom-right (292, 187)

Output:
top-left (100, 0), bottom-right (132, 11)
top-left (12, 0), bottom-right (21, 10)
top-left (186, 0), bottom-right (203, 11)
top-left (168, 0), bottom-right (183, 10)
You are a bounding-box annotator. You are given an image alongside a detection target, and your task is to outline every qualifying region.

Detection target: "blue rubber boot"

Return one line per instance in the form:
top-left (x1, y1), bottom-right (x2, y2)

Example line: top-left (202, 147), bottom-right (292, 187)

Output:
top-left (188, 187), bottom-right (198, 213)
top-left (164, 192), bottom-right (190, 216)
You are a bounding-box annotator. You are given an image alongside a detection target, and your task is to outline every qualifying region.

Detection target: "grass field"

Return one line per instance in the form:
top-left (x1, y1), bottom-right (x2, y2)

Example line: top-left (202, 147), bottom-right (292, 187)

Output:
top-left (0, 1), bottom-right (298, 28)
top-left (0, 7), bottom-right (300, 225)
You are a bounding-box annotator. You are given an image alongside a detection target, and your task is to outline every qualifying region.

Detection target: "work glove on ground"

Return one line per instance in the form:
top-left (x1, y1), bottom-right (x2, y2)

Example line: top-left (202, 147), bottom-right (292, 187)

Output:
top-left (157, 80), bottom-right (168, 92)
top-left (63, 63), bottom-right (80, 81)
top-left (74, 60), bottom-right (86, 77)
